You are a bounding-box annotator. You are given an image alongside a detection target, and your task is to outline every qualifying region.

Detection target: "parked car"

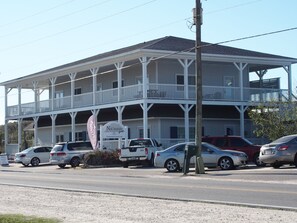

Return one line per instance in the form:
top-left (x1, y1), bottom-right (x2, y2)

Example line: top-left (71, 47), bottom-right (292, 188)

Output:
top-left (154, 142), bottom-right (248, 172)
top-left (202, 136), bottom-right (263, 166)
top-left (259, 134), bottom-right (297, 168)
top-left (14, 146), bottom-right (52, 167)
top-left (50, 141), bottom-right (93, 168)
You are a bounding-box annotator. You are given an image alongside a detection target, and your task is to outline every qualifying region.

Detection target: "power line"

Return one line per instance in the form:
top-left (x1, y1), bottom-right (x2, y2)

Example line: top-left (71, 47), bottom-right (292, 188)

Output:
top-left (0, 0), bottom-right (113, 39)
top-left (0, 0), bottom-right (77, 28)
top-left (0, 0), bottom-right (158, 52)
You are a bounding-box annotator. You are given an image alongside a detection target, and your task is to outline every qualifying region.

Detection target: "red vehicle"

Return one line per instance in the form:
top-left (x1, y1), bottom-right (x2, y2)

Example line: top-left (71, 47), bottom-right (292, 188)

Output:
top-left (202, 136), bottom-right (264, 166)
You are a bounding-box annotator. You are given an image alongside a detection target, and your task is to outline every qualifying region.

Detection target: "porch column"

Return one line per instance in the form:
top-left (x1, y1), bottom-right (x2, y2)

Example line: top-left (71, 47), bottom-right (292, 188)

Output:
top-left (69, 73), bottom-right (77, 108)
top-left (179, 104), bottom-right (194, 142)
top-left (49, 77), bottom-right (57, 111)
top-left (90, 67), bottom-right (99, 105)
top-left (70, 112), bottom-right (77, 142)
top-left (33, 116), bottom-right (39, 146)
top-left (234, 62), bottom-right (248, 101)
top-left (235, 105), bottom-right (248, 138)
top-left (115, 62), bottom-right (124, 102)
top-left (51, 114), bottom-right (57, 146)
top-left (32, 81), bottom-right (39, 113)
top-left (140, 102), bottom-right (153, 138)
top-left (4, 119), bottom-right (8, 153)
top-left (283, 65), bottom-right (292, 101)
top-left (139, 57), bottom-right (152, 99)
top-left (18, 85), bottom-right (22, 115)
top-left (178, 59), bottom-right (194, 99)
top-left (18, 118), bottom-right (23, 152)
top-left (116, 106), bottom-right (125, 124)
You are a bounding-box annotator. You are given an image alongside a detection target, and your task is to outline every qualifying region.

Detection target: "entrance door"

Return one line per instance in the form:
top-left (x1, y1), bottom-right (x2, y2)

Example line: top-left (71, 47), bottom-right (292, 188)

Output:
top-left (224, 76), bottom-right (234, 99)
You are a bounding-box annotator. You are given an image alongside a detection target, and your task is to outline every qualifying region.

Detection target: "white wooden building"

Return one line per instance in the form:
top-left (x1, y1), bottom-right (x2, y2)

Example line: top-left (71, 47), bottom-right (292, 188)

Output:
top-left (1, 36), bottom-right (297, 154)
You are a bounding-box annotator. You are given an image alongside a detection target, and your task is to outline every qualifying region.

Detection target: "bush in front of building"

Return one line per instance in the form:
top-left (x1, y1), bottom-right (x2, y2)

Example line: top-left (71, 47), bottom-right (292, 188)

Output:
top-left (83, 150), bottom-right (121, 167)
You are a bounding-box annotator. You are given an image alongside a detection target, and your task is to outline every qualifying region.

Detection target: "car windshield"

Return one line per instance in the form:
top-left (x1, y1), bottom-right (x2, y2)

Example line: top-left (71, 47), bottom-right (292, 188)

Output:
top-left (271, 135), bottom-right (297, 144)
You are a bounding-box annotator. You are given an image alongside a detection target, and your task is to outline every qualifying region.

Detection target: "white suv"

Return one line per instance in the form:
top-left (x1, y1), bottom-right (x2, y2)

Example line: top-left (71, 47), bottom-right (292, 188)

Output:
top-left (50, 141), bottom-right (93, 168)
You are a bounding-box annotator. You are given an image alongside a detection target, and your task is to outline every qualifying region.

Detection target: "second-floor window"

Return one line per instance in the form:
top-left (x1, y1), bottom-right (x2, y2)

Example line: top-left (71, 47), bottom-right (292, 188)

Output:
top-left (112, 80), bottom-right (124, 96)
top-left (176, 75), bottom-right (195, 91)
top-left (74, 88), bottom-right (82, 95)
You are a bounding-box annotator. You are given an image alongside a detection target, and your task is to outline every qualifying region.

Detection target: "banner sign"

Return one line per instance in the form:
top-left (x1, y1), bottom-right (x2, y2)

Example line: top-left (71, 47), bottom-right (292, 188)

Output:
top-left (87, 115), bottom-right (97, 150)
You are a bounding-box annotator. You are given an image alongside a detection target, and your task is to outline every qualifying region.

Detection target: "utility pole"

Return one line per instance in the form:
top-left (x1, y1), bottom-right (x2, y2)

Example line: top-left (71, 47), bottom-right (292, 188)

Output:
top-left (195, 0), bottom-right (205, 174)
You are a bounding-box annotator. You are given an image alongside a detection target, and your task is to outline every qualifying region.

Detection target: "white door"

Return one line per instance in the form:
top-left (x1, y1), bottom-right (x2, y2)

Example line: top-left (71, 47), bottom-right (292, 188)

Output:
top-left (224, 76), bottom-right (234, 99)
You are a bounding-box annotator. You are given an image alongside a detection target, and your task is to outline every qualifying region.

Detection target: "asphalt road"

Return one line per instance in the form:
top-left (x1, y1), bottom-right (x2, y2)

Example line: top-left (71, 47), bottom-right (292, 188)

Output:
top-left (1, 163), bottom-right (297, 210)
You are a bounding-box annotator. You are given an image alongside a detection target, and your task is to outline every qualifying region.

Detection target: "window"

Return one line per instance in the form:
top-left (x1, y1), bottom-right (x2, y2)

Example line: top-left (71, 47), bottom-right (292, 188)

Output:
top-left (97, 83), bottom-right (102, 91)
top-left (56, 135), bottom-right (64, 143)
top-left (139, 128), bottom-right (150, 138)
top-left (74, 88), bottom-right (82, 95)
top-left (112, 80), bottom-right (124, 96)
top-left (176, 74), bottom-right (195, 91)
top-left (229, 138), bottom-right (247, 147)
top-left (170, 126), bottom-right (196, 139)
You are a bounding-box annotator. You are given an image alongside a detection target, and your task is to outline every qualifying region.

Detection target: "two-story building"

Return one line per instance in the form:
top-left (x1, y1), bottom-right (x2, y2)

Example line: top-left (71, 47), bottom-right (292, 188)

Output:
top-left (2, 36), bottom-right (297, 154)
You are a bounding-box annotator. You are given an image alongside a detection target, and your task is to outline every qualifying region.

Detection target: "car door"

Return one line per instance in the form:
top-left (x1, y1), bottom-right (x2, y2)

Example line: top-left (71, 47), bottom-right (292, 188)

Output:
top-left (173, 144), bottom-right (186, 165)
top-left (202, 144), bottom-right (219, 167)
top-left (35, 147), bottom-right (50, 163)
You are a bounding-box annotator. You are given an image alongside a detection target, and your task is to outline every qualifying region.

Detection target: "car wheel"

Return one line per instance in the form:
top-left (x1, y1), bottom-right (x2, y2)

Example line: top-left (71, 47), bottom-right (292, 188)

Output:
top-left (272, 163), bottom-right (282, 169)
top-left (30, 157), bottom-right (40, 167)
top-left (254, 153), bottom-right (266, 167)
top-left (218, 157), bottom-right (234, 170)
top-left (294, 154), bottom-right (297, 167)
top-left (58, 164), bottom-right (66, 168)
top-left (22, 163), bottom-right (29, 167)
top-left (70, 157), bottom-right (80, 168)
top-left (165, 159), bottom-right (180, 172)
top-left (122, 162), bottom-right (129, 168)
top-left (149, 153), bottom-right (154, 167)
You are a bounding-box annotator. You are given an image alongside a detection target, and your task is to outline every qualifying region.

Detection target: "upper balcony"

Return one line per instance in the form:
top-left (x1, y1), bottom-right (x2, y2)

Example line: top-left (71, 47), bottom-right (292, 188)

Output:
top-left (6, 83), bottom-right (292, 118)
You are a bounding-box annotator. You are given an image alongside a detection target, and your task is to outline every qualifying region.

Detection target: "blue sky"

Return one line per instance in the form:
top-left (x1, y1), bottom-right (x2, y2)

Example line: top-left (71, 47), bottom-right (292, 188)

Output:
top-left (1, 0), bottom-right (297, 125)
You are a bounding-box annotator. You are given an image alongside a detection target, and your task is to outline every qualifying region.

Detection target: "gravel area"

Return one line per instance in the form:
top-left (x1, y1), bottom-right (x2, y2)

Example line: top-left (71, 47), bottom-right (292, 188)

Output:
top-left (0, 185), bottom-right (297, 223)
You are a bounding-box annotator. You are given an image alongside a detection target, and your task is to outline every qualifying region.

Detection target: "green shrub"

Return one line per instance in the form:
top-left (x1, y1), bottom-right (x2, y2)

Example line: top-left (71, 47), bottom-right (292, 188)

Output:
top-left (83, 150), bottom-right (121, 167)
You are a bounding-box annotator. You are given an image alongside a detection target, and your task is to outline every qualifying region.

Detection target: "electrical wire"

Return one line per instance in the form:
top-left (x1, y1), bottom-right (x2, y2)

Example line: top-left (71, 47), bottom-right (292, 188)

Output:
top-left (0, 0), bottom-right (158, 52)
top-left (0, 0), bottom-right (113, 39)
top-left (0, 0), bottom-right (77, 28)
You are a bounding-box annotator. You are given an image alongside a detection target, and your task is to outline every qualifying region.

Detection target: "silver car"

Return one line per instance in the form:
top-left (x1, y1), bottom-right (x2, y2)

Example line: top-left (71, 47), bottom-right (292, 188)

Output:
top-left (50, 141), bottom-right (93, 168)
top-left (259, 134), bottom-right (297, 168)
top-left (14, 146), bottom-right (52, 167)
top-left (154, 142), bottom-right (248, 172)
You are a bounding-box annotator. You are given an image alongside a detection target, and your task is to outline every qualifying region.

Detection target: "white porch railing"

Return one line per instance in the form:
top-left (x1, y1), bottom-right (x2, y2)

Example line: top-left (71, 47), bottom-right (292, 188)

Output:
top-left (6, 84), bottom-right (293, 117)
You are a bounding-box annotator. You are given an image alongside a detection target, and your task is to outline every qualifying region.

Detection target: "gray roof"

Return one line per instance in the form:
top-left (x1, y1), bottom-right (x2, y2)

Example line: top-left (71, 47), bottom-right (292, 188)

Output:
top-left (35, 36), bottom-right (297, 74)
top-left (2, 36), bottom-right (297, 84)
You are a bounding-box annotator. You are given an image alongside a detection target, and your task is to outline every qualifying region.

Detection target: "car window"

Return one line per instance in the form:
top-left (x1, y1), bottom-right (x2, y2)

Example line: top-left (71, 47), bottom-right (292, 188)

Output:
top-left (34, 147), bottom-right (45, 153)
top-left (202, 138), bottom-right (212, 143)
top-left (174, 144), bottom-right (185, 152)
top-left (45, 147), bottom-right (52, 152)
top-left (214, 138), bottom-right (228, 147)
top-left (129, 139), bottom-right (152, 147)
top-left (229, 138), bottom-right (247, 147)
top-left (68, 142), bottom-right (92, 151)
top-left (271, 135), bottom-right (297, 144)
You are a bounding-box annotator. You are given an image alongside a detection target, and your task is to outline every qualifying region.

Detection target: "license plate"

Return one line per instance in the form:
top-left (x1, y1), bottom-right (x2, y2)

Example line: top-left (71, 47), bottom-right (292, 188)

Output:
top-left (263, 149), bottom-right (273, 155)
top-left (128, 157), bottom-right (138, 160)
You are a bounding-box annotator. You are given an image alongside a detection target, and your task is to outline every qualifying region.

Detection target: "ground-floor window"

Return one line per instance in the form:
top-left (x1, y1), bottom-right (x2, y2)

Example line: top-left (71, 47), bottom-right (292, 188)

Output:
top-left (170, 126), bottom-right (203, 139)
top-left (56, 134), bottom-right (64, 143)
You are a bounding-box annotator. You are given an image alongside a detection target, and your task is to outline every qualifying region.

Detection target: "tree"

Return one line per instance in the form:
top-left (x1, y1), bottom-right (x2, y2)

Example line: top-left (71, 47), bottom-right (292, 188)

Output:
top-left (248, 101), bottom-right (297, 141)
